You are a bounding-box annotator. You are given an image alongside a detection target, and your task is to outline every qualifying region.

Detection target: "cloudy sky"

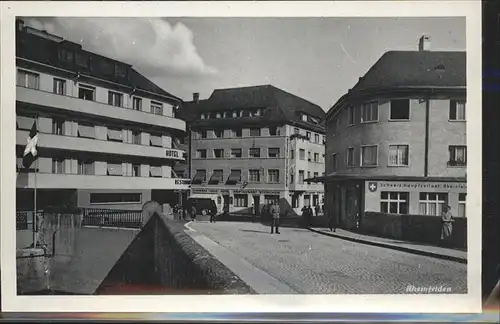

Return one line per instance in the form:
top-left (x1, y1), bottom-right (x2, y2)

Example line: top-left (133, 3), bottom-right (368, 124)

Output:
top-left (24, 17), bottom-right (465, 110)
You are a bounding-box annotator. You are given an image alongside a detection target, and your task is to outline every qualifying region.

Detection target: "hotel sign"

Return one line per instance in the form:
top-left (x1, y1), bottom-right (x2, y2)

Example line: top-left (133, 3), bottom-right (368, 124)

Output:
top-left (166, 149), bottom-right (180, 158)
top-left (175, 179), bottom-right (190, 185)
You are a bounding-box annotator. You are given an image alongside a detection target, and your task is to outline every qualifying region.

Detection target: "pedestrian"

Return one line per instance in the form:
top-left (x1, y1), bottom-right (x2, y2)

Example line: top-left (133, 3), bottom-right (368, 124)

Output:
top-left (223, 203), bottom-right (229, 220)
top-left (191, 205), bottom-right (197, 221)
top-left (210, 205), bottom-right (217, 223)
top-left (314, 204), bottom-right (320, 217)
top-left (270, 201), bottom-right (280, 234)
top-left (328, 210), bottom-right (337, 232)
top-left (440, 205), bottom-right (454, 246)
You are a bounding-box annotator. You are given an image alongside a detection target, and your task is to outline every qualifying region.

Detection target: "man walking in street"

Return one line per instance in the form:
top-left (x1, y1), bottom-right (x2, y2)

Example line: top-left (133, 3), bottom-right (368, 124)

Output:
top-left (270, 201), bottom-right (280, 234)
top-left (440, 205), bottom-right (454, 246)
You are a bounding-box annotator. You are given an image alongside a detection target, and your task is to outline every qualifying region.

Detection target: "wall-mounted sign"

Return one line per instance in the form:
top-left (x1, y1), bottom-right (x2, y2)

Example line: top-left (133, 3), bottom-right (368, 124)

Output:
top-left (367, 181), bottom-right (467, 192)
top-left (175, 179), bottom-right (190, 185)
top-left (166, 149), bottom-right (180, 158)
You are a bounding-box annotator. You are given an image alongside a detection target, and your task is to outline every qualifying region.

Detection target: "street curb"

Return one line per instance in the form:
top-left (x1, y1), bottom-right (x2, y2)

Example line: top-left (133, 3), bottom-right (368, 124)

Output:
top-left (307, 227), bottom-right (467, 264)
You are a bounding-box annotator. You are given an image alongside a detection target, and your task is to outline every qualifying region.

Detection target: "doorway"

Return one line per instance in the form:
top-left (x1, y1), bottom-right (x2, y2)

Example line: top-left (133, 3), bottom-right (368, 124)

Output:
top-left (223, 195), bottom-right (230, 213)
top-left (253, 195), bottom-right (260, 215)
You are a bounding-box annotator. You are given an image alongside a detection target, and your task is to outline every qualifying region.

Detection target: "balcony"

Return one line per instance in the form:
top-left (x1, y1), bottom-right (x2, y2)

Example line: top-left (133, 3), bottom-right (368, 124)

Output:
top-left (16, 130), bottom-right (185, 161)
top-left (17, 86), bottom-right (185, 132)
top-left (16, 172), bottom-right (191, 190)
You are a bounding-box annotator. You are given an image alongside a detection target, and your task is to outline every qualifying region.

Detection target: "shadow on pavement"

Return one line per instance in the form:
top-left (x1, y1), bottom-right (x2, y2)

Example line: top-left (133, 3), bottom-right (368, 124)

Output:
top-left (240, 229), bottom-right (272, 234)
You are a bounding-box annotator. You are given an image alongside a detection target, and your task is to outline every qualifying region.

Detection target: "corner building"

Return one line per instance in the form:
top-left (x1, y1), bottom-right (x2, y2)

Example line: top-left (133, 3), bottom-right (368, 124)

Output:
top-left (320, 36), bottom-right (467, 229)
top-left (185, 85), bottom-right (326, 215)
top-left (15, 20), bottom-right (190, 211)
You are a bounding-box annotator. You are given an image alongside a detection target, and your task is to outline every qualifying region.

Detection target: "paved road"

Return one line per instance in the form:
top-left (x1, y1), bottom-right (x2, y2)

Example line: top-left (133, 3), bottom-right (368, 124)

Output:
top-left (188, 222), bottom-right (467, 294)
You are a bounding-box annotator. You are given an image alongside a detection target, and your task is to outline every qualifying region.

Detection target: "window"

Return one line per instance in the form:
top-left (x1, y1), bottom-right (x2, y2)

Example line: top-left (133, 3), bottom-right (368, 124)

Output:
top-left (269, 126), bottom-right (278, 136)
top-left (302, 114), bottom-right (308, 122)
top-left (58, 48), bottom-right (74, 64)
top-left (196, 149), bottom-right (207, 158)
top-left (224, 111), bottom-right (232, 118)
top-left (314, 172), bottom-right (319, 178)
top-left (233, 111), bottom-right (239, 118)
top-left (242, 110), bottom-right (250, 117)
top-left (107, 162), bottom-right (123, 176)
top-left (348, 105), bottom-right (355, 125)
top-left (314, 134), bottom-right (320, 144)
top-left (458, 193), bottom-right (466, 218)
top-left (107, 127), bottom-right (123, 142)
top-left (307, 171), bottom-right (311, 180)
top-left (294, 128), bottom-right (299, 134)
top-left (232, 129), bottom-right (242, 137)
top-left (332, 117), bottom-right (339, 135)
top-left (361, 102), bottom-right (378, 122)
top-left (449, 100), bottom-right (466, 121)
top-left (290, 174), bottom-right (294, 184)
top-left (332, 153), bottom-right (338, 172)
top-left (108, 91), bottom-right (123, 107)
top-left (234, 194), bottom-right (248, 207)
top-left (448, 146), bottom-right (467, 166)
top-left (308, 151), bottom-right (312, 162)
top-left (75, 52), bottom-right (89, 67)
top-left (298, 170), bottom-right (305, 184)
top-left (389, 145), bottom-right (409, 166)
top-left (52, 158), bottom-right (64, 174)
top-left (249, 148), bottom-right (260, 158)
top-left (249, 128), bottom-right (261, 136)
top-left (52, 119), bottom-right (63, 135)
top-left (216, 112), bottom-right (222, 118)
top-left (380, 192), bottom-right (409, 214)
top-left (115, 63), bottom-right (128, 78)
top-left (53, 78), bottom-right (66, 95)
top-left (200, 113), bottom-right (206, 120)
top-left (226, 169), bottom-right (242, 185)
top-left (268, 169), bottom-right (280, 183)
top-left (78, 84), bottom-right (95, 101)
top-left (132, 164), bottom-right (140, 177)
top-left (151, 101), bottom-right (163, 115)
top-left (201, 130), bottom-right (207, 139)
top-left (150, 165), bottom-right (162, 178)
top-left (78, 123), bottom-right (96, 139)
top-left (77, 159), bottom-right (94, 175)
top-left (299, 149), bottom-right (305, 160)
top-left (192, 170), bottom-right (207, 184)
top-left (133, 97), bottom-right (142, 111)
top-left (231, 148), bottom-right (242, 158)
top-left (17, 70), bottom-right (40, 89)
top-left (214, 129), bottom-right (224, 138)
top-left (290, 150), bottom-right (295, 159)
top-left (419, 193), bottom-right (448, 216)
top-left (90, 193), bottom-right (141, 204)
top-left (214, 149), bottom-right (224, 158)
top-left (268, 148), bottom-right (280, 158)
top-left (390, 99), bottom-right (410, 120)
top-left (249, 169), bottom-right (261, 182)
top-left (150, 134), bottom-right (162, 147)
top-left (132, 131), bottom-right (141, 145)
top-left (306, 132), bottom-right (311, 140)
top-left (347, 147), bottom-right (354, 167)
top-left (361, 145), bottom-right (378, 167)
top-left (314, 153), bottom-right (319, 162)
top-left (208, 169), bottom-right (224, 185)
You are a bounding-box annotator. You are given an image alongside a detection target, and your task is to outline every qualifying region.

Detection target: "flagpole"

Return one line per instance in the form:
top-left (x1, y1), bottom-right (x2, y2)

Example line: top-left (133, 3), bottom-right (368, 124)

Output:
top-left (33, 158), bottom-right (37, 248)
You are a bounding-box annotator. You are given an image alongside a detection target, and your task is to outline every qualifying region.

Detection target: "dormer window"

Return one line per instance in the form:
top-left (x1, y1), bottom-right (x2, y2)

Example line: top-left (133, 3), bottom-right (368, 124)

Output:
top-left (216, 112), bottom-right (222, 118)
top-left (200, 113), bottom-right (206, 120)
top-left (232, 111), bottom-right (238, 118)
top-left (115, 63), bottom-right (127, 78)
top-left (302, 113), bottom-right (308, 122)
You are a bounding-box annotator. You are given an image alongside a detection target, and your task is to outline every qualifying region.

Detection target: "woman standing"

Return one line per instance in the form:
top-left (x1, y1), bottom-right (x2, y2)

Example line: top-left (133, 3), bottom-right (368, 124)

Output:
top-left (440, 205), bottom-right (454, 246)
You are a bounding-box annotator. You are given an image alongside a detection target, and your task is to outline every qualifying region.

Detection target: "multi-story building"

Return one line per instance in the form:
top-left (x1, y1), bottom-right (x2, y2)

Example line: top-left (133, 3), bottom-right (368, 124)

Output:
top-left (15, 19), bottom-right (190, 211)
top-left (183, 85), bottom-right (326, 215)
top-left (318, 36), bottom-right (466, 229)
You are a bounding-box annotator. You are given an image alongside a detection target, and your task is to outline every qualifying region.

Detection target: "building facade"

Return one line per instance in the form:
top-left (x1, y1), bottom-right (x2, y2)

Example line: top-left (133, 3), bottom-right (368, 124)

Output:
top-left (15, 20), bottom-right (190, 212)
top-left (183, 85), bottom-right (325, 215)
top-left (319, 36), bottom-right (467, 229)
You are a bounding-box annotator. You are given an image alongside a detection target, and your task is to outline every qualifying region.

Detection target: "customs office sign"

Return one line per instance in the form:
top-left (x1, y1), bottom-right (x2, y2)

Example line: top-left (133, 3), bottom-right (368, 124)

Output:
top-left (365, 181), bottom-right (467, 193)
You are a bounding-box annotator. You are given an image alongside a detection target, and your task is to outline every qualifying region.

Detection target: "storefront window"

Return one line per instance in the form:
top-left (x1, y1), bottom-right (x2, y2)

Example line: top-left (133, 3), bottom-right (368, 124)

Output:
top-left (234, 194), bottom-right (248, 207)
top-left (458, 193), bottom-right (466, 217)
top-left (419, 192), bottom-right (448, 216)
top-left (380, 191), bottom-right (408, 214)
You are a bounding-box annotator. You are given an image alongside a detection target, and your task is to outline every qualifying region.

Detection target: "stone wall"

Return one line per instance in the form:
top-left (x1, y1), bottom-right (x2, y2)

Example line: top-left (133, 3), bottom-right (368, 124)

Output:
top-left (361, 212), bottom-right (467, 249)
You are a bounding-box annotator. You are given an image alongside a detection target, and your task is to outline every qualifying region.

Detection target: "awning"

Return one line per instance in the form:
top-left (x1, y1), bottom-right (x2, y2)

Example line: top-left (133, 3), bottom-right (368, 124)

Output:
top-left (107, 129), bottom-right (123, 142)
top-left (226, 170), bottom-right (241, 185)
top-left (150, 166), bottom-right (162, 177)
top-left (107, 163), bottom-right (123, 176)
top-left (17, 116), bottom-right (35, 130)
top-left (191, 170), bottom-right (206, 184)
top-left (208, 170), bottom-right (223, 185)
top-left (78, 125), bottom-right (96, 139)
top-left (150, 135), bottom-right (162, 147)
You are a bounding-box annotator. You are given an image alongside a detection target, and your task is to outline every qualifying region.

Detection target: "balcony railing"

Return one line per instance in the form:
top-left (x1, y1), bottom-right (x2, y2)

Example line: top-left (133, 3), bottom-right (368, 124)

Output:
top-left (447, 159), bottom-right (467, 167)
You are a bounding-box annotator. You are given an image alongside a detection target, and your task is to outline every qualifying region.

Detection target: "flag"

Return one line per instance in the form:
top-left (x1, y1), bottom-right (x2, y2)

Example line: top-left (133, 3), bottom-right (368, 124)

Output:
top-left (22, 120), bottom-right (39, 168)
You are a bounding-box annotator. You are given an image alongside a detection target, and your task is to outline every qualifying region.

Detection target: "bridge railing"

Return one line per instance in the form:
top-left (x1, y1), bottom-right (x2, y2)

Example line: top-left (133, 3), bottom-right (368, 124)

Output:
top-left (81, 208), bottom-right (143, 229)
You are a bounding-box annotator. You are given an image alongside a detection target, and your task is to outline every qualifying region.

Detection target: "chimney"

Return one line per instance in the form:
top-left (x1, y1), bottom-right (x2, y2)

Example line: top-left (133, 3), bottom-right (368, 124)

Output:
top-left (418, 35), bottom-right (431, 51)
top-left (193, 92), bottom-right (200, 103)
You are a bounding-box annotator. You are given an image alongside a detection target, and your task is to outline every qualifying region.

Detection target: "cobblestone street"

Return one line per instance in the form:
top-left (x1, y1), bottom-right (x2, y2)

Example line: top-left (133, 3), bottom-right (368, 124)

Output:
top-left (188, 221), bottom-right (467, 294)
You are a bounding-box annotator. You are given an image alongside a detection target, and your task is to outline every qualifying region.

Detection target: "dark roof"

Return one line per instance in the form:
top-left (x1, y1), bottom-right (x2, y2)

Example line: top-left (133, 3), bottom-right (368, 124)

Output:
top-left (326, 50), bottom-right (466, 118)
top-left (182, 85), bottom-right (326, 133)
top-left (16, 23), bottom-right (181, 102)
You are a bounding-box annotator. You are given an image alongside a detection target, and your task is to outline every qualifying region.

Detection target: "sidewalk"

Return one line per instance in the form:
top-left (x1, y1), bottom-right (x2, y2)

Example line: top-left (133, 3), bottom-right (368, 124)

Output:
top-left (308, 227), bottom-right (467, 264)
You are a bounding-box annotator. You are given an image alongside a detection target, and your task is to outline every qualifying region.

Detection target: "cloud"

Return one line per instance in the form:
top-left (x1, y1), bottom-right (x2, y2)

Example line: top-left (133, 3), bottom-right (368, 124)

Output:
top-left (23, 17), bottom-right (218, 78)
